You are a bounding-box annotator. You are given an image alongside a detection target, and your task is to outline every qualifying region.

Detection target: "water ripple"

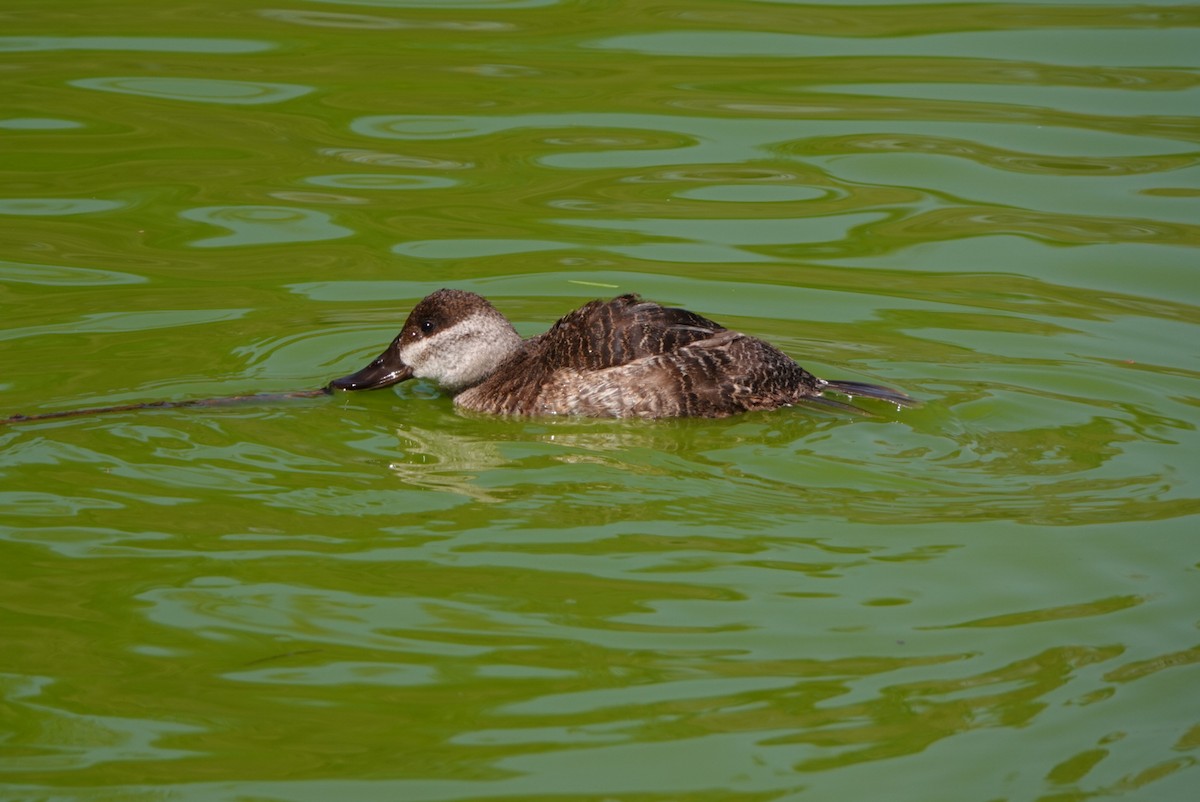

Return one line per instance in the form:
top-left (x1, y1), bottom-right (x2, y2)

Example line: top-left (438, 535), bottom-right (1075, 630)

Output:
top-left (306, 173), bottom-right (458, 190)
top-left (258, 8), bottom-right (516, 30)
top-left (0, 36), bottom-right (271, 53)
top-left (179, 206), bottom-right (354, 247)
top-left (71, 77), bottom-right (313, 105)
top-left (0, 198), bottom-right (125, 216)
top-left (0, 260), bottom-right (146, 286)
top-left (591, 29), bottom-right (1200, 67)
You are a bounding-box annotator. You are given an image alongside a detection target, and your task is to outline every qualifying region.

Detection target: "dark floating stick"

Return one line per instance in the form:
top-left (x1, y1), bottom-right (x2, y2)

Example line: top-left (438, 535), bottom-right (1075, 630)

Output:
top-left (1, 387), bottom-right (332, 425)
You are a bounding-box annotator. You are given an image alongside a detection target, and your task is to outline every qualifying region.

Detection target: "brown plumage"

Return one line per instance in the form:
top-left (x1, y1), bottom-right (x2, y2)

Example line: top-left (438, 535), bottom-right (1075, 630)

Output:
top-left (329, 289), bottom-right (916, 418)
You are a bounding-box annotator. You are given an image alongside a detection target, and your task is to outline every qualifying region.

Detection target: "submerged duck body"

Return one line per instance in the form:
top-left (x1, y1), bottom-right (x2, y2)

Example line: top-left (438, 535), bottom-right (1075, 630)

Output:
top-left (330, 289), bottom-right (916, 418)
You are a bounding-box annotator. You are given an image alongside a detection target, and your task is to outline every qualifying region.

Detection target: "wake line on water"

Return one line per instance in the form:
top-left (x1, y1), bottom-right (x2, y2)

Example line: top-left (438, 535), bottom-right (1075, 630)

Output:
top-left (0, 388), bottom-right (332, 425)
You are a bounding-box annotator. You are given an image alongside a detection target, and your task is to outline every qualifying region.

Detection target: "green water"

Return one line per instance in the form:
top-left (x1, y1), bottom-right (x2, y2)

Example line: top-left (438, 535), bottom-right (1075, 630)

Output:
top-left (2, 1), bottom-right (1198, 800)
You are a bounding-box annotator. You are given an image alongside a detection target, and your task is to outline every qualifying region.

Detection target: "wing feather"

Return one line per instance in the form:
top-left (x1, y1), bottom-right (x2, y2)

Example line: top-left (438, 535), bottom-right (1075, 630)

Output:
top-left (532, 295), bottom-right (725, 371)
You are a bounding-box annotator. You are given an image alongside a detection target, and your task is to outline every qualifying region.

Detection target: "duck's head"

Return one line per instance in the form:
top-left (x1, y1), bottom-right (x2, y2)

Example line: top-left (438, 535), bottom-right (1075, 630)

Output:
top-left (329, 289), bottom-right (522, 394)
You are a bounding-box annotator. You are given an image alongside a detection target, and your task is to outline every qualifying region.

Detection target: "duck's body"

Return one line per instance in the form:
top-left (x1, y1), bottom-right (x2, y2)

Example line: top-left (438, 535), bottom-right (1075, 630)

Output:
top-left (330, 290), bottom-right (915, 419)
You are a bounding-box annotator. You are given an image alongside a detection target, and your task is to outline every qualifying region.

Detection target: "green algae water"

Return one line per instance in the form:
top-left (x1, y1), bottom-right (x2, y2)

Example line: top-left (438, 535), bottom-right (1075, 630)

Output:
top-left (2, 1), bottom-right (1198, 800)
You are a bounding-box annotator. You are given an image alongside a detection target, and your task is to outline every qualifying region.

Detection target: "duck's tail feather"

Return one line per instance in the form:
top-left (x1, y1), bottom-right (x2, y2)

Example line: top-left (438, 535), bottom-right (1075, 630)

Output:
top-left (823, 380), bottom-right (919, 409)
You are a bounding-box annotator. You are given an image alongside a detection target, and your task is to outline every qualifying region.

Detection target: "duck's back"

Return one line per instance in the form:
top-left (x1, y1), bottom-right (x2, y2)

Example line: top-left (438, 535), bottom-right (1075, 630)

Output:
top-left (532, 294), bottom-right (726, 370)
top-left (456, 295), bottom-right (825, 418)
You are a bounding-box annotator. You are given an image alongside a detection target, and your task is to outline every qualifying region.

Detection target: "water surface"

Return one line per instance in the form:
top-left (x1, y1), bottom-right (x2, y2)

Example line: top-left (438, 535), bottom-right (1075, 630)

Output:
top-left (2, 1), bottom-right (1198, 800)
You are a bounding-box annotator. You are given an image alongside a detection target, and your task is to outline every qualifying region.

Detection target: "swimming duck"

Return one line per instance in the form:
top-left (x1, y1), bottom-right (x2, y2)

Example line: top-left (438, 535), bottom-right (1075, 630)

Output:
top-left (329, 289), bottom-right (916, 418)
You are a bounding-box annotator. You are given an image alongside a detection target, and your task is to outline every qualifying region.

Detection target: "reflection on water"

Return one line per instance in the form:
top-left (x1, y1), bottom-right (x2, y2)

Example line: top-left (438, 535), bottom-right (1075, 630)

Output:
top-left (0, 198), bottom-right (126, 216)
top-left (2, 0), bottom-right (1198, 799)
top-left (0, 35), bottom-right (272, 53)
top-left (179, 205), bottom-right (354, 247)
top-left (1, 387), bottom-right (1197, 797)
top-left (71, 76), bottom-right (312, 104)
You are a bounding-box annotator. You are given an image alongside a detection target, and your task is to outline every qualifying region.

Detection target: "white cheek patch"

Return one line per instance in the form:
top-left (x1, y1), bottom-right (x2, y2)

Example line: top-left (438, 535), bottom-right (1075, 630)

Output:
top-left (399, 312), bottom-right (519, 391)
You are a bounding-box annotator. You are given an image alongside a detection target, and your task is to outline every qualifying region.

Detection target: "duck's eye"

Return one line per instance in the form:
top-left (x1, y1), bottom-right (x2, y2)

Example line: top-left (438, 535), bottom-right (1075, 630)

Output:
top-left (419, 319), bottom-right (437, 334)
